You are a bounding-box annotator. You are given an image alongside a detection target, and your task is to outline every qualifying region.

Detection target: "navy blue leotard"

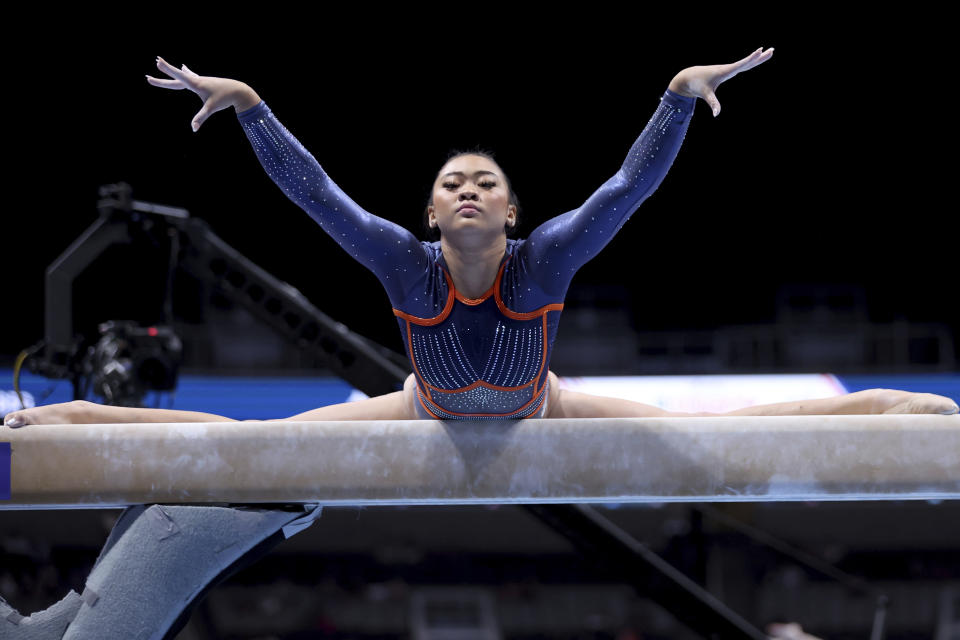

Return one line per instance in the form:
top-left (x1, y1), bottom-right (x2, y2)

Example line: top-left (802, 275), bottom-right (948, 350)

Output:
top-left (237, 88), bottom-right (696, 419)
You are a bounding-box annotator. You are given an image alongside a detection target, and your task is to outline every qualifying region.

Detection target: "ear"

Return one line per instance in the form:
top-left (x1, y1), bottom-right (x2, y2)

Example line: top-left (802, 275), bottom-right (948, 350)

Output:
top-left (428, 206), bottom-right (436, 228)
top-left (507, 205), bottom-right (517, 227)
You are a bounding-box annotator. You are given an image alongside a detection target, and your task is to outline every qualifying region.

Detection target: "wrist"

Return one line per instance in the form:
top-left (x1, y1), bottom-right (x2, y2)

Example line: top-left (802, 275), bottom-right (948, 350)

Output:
top-left (232, 83), bottom-right (262, 112)
top-left (668, 75), bottom-right (697, 99)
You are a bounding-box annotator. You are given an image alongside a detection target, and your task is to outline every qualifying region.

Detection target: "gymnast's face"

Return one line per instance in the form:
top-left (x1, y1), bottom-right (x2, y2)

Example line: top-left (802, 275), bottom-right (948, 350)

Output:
top-left (428, 155), bottom-right (516, 241)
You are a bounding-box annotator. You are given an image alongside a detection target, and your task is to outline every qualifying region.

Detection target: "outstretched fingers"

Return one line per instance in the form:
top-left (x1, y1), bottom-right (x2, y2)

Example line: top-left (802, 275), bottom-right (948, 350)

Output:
top-left (720, 47), bottom-right (774, 82)
top-left (155, 56), bottom-right (195, 88)
top-left (145, 75), bottom-right (185, 90)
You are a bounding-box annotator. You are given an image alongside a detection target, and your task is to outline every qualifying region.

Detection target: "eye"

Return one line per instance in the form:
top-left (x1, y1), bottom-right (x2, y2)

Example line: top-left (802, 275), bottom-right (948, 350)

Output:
top-left (442, 180), bottom-right (496, 189)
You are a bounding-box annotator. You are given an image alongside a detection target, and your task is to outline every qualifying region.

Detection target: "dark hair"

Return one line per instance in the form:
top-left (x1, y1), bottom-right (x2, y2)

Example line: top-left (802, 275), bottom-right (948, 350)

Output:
top-left (422, 147), bottom-right (522, 241)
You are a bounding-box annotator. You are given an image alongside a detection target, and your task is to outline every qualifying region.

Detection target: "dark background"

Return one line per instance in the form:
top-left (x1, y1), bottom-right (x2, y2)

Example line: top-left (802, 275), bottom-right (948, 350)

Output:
top-left (3, 13), bottom-right (959, 640)
top-left (4, 14), bottom-right (956, 370)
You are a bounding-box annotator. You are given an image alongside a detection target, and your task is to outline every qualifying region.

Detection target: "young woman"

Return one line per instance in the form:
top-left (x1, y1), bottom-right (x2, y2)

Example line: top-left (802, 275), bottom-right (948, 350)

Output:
top-left (4, 48), bottom-right (957, 427)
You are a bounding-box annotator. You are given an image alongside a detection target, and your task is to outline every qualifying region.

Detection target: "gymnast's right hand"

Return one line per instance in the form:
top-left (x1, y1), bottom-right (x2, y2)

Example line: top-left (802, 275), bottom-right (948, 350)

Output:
top-left (145, 56), bottom-right (261, 132)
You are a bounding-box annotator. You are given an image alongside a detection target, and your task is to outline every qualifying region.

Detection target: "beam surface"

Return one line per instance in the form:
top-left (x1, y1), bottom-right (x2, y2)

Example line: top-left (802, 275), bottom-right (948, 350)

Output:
top-left (2, 415), bottom-right (958, 509)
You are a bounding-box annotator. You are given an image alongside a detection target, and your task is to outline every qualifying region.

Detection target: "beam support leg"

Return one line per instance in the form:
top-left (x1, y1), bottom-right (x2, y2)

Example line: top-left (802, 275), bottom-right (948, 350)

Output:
top-left (0, 503), bottom-right (323, 640)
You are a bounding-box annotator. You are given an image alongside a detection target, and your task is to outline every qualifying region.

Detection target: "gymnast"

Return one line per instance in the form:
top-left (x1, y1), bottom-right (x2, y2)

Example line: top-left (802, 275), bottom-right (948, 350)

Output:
top-left (4, 48), bottom-right (958, 428)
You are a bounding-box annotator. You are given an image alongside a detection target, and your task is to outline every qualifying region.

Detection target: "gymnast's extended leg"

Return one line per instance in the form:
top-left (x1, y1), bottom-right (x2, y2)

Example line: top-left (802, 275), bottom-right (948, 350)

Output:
top-left (253, 373), bottom-right (420, 422)
top-left (543, 371), bottom-right (960, 419)
top-left (2, 400), bottom-right (244, 427)
top-left (3, 374), bottom-right (421, 426)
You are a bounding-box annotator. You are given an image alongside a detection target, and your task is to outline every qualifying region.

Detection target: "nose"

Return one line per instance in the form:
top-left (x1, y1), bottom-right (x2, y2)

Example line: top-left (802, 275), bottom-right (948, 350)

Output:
top-left (458, 190), bottom-right (478, 202)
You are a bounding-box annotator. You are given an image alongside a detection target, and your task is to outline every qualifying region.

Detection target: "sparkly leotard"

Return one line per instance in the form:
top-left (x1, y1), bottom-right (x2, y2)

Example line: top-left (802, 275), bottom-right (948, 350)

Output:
top-left (237, 88), bottom-right (696, 419)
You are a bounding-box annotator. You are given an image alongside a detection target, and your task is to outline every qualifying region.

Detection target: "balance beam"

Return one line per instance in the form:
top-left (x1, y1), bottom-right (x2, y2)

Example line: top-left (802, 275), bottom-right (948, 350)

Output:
top-left (2, 415), bottom-right (958, 509)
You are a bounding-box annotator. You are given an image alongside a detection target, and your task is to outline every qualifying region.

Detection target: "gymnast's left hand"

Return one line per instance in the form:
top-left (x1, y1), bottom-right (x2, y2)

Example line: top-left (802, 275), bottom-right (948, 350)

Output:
top-left (145, 56), bottom-right (260, 132)
top-left (668, 47), bottom-right (774, 117)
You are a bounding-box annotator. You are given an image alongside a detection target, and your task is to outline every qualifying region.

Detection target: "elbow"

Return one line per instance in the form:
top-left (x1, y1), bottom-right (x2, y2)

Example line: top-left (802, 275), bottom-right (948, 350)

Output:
top-left (610, 169), bottom-right (640, 198)
top-left (611, 169), bottom-right (630, 192)
top-left (609, 168), bottom-right (654, 207)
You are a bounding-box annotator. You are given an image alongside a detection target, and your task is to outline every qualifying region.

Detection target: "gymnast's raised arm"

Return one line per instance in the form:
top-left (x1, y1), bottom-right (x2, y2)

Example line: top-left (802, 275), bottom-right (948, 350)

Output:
top-left (145, 57), bottom-right (429, 304)
top-left (522, 47), bottom-right (774, 297)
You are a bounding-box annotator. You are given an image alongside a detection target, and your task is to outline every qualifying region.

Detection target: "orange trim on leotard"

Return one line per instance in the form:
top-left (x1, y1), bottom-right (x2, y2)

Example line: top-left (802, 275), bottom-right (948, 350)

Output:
top-left (416, 389), bottom-right (442, 419)
top-left (453, 272), bottom-right (497, 306)
top-left (493, 257), bottom-right (564, 320)
top-left (392, 253), bottom-right (563, 324)
top-left (446, 254), bottom-right (499, 305)
top-left (405, 318), bottom-right (435, 404)
top-left (408, 318), bottom-right (550, 399)
top-left (394, 249), bottom-right (560, 415)
top-left (392, 273), bottom-right (455, 326)
top-left (421, 377), bottom-right (533, 393)
top-left (535, 313), bottom-right (548, 395)
top-left (418, 382), bottom-right (547, 419)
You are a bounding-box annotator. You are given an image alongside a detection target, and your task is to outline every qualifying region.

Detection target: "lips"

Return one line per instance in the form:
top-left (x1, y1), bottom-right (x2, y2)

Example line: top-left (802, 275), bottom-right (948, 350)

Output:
top-left (457, 204), bottom-right (479, 213)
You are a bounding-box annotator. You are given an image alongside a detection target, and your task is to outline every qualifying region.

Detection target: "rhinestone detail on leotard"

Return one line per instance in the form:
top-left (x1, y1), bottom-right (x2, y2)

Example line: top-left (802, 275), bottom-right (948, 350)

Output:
top-left (237, 89), bottom-right (695, 419)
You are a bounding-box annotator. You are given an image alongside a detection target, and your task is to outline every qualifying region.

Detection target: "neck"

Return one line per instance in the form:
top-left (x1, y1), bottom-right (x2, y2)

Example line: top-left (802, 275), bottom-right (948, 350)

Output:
top-left (439, 234), bottom-right (507, 299)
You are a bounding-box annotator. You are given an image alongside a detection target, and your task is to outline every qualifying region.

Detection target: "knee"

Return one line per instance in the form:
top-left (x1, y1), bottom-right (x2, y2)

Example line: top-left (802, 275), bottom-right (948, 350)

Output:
top-left (69, 399), bottom-right (92, 416)
top-left (544, 370), bottom-right (562, 419)
top-left (547, 370), bottom-right (561, 398)
top-left (403, 373), bottom-right (420, 420)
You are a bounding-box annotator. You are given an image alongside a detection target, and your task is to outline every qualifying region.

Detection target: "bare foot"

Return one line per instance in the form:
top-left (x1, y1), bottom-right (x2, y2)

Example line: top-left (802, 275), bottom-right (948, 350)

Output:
top-left (766, 622), bottom-right (823, 640)
top-left (3, 401), bottom-right (87, 428)
top-left (873, 389), bottom-right (959, 415)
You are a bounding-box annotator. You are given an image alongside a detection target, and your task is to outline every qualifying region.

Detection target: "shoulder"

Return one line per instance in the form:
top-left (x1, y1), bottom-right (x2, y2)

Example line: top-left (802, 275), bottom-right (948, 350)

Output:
top-left (505, 238), bottom-right (532, 273)
top-left (507, 236), bottom-right (534, 263)
top-left (424, 240), bottom-right (442, 261)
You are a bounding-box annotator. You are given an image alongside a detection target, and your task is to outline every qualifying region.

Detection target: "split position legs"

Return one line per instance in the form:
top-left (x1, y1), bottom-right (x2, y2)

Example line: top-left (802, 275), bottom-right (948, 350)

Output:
top-left (542, 370), bottom-right (960, 419)
top-left (3, 374), bottom-right (421, 427)
top-left (5, 372), bottom-right (957, 427)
